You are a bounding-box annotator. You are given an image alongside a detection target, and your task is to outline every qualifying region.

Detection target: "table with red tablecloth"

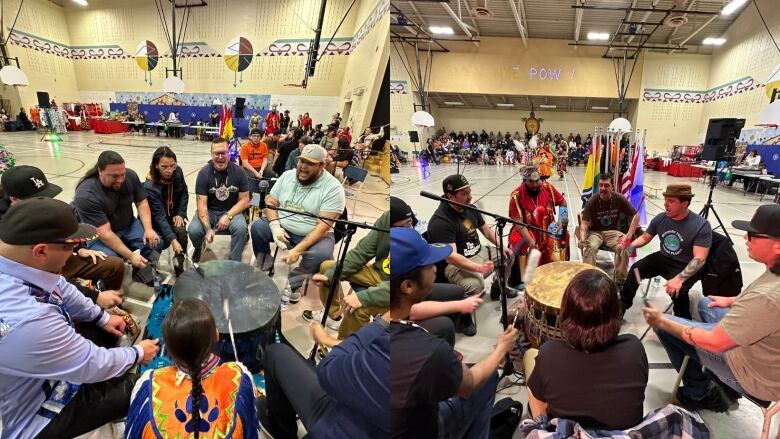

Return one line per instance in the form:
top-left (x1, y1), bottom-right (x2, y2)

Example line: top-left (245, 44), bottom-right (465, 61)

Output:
top-left (90, 118), bottom-right (127, 134)
top-left (645, 157), bottom-right (670, 172)
top-left (667, 162), bottom-right (703, 178)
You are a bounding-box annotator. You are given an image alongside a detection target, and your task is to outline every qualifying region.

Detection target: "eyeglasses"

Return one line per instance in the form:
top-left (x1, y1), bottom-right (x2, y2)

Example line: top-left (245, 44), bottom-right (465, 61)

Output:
top-left (212, 151), bottom-right (229, 157)
top-left (159, 163), bottom-right (178, 171)
top-left (747, 231), bottom-right (772, 241)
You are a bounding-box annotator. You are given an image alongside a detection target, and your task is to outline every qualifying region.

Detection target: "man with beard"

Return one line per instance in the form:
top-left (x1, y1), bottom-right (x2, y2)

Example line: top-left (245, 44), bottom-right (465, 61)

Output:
top-left (73, 151), bottom-right (160, 284)
top-left (144, 147), bottom-right (189, 276)
top-left (390, 227), bottom-right (517, 439)
top-left (250, 144), bottom-right (345, 303)
top-left (579, 173), bottom-right (638, 287)
top-left (621, 184), bottom-right (710, 320)
top-left (426, 174), bottom-right (515, 299)
top-left (273, 128), bottom-right (304, 176)
top-left (188, 137), bottom-right (250, 262)
top-left (508, 166), bottom-right (569, 278)
top-left (264, 106), bottom-right (280, 136)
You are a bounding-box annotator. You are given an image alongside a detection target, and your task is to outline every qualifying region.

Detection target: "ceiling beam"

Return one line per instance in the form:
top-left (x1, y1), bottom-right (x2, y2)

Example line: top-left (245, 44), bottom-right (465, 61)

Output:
top-left (526, 96), bottom-right (533, 110)
top-left (441, 3), bottom-right (480, 47)
top-left (406, 1), bottom-right (427, 27)
top-left (572, 5), bottom-right (719, 15)
top-left (585, 97), bottom-right (590, 112)
top-left (508, 0), bottom-right (528, 48)
top-left (460, 0), bottom-right (482, 35)
top-left (573, 0), bottom-right (584, 48)
top-left (671, 11), bottom-right (720, 53)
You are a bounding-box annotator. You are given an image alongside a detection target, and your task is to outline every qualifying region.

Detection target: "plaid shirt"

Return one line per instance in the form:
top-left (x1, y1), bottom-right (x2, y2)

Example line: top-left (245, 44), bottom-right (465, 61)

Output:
top-left (519, 404), bottom-right (710, 439)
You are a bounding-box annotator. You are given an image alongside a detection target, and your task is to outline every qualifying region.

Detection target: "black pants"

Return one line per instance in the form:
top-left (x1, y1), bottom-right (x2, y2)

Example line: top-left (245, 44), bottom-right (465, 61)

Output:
top-left (620, 251), bottom-right (700, 319)
top-left (34, 373), bottom-right (138, 439)
top-left (426, 283), bottom-right (472, 332)
top-left (264, 343), bottom-right (333, 439)
top-left (418, 316), bottom-right (455, 347)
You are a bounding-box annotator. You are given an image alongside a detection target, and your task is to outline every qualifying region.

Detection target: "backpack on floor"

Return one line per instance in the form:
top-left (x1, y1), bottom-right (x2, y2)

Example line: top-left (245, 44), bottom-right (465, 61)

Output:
top-left (490, 398), bottom-right (523, 439)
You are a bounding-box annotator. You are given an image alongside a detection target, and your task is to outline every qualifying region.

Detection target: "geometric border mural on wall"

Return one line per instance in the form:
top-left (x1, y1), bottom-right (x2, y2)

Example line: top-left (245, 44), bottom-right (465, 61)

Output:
top-left (643, 76), bottom-right (764, 103)
top-left (390, 80), bottom-right (408, 94)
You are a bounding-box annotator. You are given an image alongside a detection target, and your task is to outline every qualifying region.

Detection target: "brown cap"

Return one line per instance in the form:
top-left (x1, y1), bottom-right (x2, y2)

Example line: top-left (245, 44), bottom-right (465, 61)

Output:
top-left (663, 184), bottom-right (694, 199)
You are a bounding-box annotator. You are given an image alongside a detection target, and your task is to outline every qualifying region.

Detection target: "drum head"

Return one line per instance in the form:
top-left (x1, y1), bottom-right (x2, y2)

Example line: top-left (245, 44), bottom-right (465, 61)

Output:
top-left (526, 261), bottom-right (603, 308)
top-left (174, 260), bottom-right (280, 334)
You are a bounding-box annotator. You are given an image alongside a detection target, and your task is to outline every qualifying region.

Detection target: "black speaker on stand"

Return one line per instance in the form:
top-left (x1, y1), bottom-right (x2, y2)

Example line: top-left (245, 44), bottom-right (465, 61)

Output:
top-left (408, 130), bottom-right (421, 167)
top-left (235, 97), bottom-right (245, 119)
top-left (36, 91), bottom-right (50, 109)
top-left (36, 91), bottom-right (57, 141)
top-left (699, 117), bottom-right (745, 245)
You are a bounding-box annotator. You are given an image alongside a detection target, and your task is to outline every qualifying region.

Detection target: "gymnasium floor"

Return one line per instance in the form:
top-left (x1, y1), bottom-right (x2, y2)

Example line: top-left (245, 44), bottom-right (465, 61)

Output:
top-left (0, 129), bottom-right (389, 438)
top-left (393, 158), bottom-right (774, 438)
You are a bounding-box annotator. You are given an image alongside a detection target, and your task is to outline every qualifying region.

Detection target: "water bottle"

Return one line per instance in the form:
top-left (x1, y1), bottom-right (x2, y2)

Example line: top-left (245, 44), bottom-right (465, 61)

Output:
top-left (280, 285), bottom-right (291, 311)
top-left (152, 263), bottom-right (161, 295)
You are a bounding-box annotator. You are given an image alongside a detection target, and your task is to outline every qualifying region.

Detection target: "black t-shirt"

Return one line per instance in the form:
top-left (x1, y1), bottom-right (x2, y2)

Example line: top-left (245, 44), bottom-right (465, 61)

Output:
top-left (646, 211), bottom-right (712, 263)
top-left (74, 168), bottom-right (147, 231)
top-left (582, 192), bottom-right (636, 232)
top-left (194, 161), bottom-right (249, 212)
top-left (390, 322), bottom-right (462, 439)
top-left (528, 334), bottom-right (648, 430)
top-left (427, 202), bottom-right (486, 258)
top-left (274, 138), bottom-right (298, 175)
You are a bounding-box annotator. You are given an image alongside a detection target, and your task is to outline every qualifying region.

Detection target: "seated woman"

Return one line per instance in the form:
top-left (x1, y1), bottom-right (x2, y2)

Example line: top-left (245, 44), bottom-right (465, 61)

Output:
top-left (125, 298), bottom-right (259, 438)
top-left (526, 269), bottom-right (648, 430)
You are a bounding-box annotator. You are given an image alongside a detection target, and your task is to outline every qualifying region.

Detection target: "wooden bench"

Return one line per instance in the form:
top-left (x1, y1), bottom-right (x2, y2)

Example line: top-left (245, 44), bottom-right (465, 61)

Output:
top-left (645, 184), bottom-right (661, 198)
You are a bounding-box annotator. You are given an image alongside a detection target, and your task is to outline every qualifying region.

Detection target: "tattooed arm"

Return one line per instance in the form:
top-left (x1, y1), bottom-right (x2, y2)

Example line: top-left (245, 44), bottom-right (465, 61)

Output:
top-left (666, 245), bottom-right (709, 296)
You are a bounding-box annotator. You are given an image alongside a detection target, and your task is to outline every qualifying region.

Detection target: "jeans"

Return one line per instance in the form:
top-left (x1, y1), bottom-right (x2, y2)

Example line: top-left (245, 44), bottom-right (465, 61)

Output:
top-left (187, 210), bottom-right (248, 261)
top-left (654, 297), bottom-right (746, 399)
top-left (426, 283), bottom-right (473, 334)
top-left (438, 371), bottom-right (499, 439)
top-left (86, 217), bottom-right (156, 259)
top-left (33, 374), bottom-right (138, 439)
top-left (263, 343), bottom-right (333, 439)
top-left (250, 218), bottom-right (335, 290)
top-left (620, 251), bottom-right (700, 319)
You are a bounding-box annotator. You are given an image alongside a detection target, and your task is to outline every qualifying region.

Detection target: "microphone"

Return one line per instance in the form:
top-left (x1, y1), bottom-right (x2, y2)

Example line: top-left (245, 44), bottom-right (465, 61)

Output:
top-left (256, 180), bottom-right (269, 209)
top-left (420, 191), bottom-right (444, 202)
top-left (523, 249), bottom-right (542, 285)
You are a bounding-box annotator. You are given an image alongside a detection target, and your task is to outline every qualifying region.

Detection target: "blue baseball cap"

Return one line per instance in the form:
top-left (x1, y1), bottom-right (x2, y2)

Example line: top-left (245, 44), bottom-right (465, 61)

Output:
top-left (390, 228), bottom-right (452, 279)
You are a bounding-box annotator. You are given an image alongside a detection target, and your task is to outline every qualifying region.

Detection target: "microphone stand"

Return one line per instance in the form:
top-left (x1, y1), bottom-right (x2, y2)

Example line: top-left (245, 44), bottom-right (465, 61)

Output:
top-left (419, 191), bottom-right (558, 378)
top-left (266, 205), bottom-right (389, 362)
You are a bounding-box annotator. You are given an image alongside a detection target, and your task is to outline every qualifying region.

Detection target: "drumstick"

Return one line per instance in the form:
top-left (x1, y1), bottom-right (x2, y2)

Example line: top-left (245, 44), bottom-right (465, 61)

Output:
top-left (523, 249), bottom-right (542, 285)
top-left (221, 295), bottom-right (239, 363)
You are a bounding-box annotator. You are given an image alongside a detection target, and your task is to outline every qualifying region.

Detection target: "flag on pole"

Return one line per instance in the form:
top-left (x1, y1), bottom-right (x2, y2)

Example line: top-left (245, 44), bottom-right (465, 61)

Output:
top-left (629, 135), bottom-right (647, 226)
top-left (620, 144), bottom-right (633, 197)
top-left (581, 129), bottom-right (601, 205)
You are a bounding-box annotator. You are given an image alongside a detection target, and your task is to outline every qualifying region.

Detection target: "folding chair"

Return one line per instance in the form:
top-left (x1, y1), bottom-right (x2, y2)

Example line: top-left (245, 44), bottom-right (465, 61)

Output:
top-left (342, 165), bottom-right (369, 213)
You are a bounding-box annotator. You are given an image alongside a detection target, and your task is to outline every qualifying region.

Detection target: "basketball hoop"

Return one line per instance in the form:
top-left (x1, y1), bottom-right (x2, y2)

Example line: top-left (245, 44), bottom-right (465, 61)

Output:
top-left (411, 111), bottom-right (435, 128)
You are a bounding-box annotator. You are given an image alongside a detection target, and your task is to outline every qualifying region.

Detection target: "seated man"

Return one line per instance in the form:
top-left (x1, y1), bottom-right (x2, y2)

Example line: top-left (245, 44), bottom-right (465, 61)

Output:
top-left (261, 304), bottom-right (389, 438)
top-left (73, 151), bottom-right (160, 283)
top-left (0, 198), bottom-right (158, 439)
top-left (621, 184), bottom-right (710, 319)
top-left (284, 136), bottom-right (311, 172)
top-left (239, 128), bottom-right (276, 187)
top-left (579, 173), bottom-right (639, 287)
top-left (17, 107), bottom-right (33, 130)
top-left (390, 228), bottom-right (517, 439)
top-left (188, 137), bottom-right (250, 262)
top-left (251, 144), bottom-right (345, 304)
top-left (303, 195), bottom-right (391, 339)
top-left (273, 128), bottom-right (303, 176)
top-left (144, 147), bottom-right (188, 276)
top-left (426, 174), bottom-right (514, 298)
top-left (644, 204), bottom-right (780, 412)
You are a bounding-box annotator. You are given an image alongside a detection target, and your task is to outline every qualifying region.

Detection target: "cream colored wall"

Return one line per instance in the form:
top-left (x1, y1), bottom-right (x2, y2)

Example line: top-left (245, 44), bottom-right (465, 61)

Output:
top-left (699, 0), bottom-right (780, 133)
top-left (390, 47), bottom-right (432, 150)
top-left (338, 0), bottom-right (388, 132)
top-left (4, 0), bottom-right (79, 108)
top-left (420, 38), bottom-right (643, 99)
top-left (634, 52), bottom-right (711, 154)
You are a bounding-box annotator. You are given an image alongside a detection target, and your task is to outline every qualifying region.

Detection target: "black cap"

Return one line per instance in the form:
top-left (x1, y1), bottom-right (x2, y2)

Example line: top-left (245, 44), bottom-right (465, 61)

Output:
top-left (390, 196), bottom-right (415, 224)
top-left (732, 204), bottom-right (780, 239)
top-left (442, 174), bottom-right (471, 195)
top-left (0, 198), bottom-right (98, 245)
top-left (249, 128), bottom-right (262, 135)
top-left (1, 165), bottom-right (62, 199)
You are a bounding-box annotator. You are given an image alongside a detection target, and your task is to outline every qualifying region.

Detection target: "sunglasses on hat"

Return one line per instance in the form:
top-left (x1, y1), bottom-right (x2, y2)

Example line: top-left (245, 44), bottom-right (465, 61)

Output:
top-left (747, 231), bottom-right (773, 241)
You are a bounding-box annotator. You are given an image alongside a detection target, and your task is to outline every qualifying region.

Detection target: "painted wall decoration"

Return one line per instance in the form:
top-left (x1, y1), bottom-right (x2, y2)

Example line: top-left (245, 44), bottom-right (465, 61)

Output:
top-left (390, 80), bottom-right (407, 94)
top-left (225, 37), bottom-right (253, 86)
top-left (134, 40), bottom-right (159, 85)
top-left (261, 37), bottom-right (352, 57)
top-left (115, 91), bottom-right (271, 110)
top-left (162, 42), bottom-right (221, 58)
top-left (642, 76), bottom-right (763, 103)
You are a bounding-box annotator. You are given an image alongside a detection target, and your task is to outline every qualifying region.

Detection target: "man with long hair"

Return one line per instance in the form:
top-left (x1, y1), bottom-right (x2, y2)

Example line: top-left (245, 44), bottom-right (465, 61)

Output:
top-left (144, 147), bottom-right (189, 276)
top-left (73, 150), bottom-right (160, 283)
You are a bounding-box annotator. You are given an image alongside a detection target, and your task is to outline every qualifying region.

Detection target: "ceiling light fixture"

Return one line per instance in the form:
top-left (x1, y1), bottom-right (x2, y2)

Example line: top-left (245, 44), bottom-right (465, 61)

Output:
top-left (430, 26), bottom-right (455, 35)
top-left (496, 103), bottom-right (514, 107)
top-left (539, 104), bottom-right (557, 109)
top-left (591, 106), bottom-right (610, 110)
top-left (72, 0), bottom-right (88, 5)
top-left (587, 32), bottom-right (610, 41)
top-left (721, 0), bottom-right (748, 15)
top-left (444, 101), bottom-right (464, 105)
top-left (703, 37), bottom-right (726, 45)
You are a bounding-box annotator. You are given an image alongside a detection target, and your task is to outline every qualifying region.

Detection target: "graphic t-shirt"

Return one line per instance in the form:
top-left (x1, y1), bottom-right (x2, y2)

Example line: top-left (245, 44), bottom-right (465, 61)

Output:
top-left (646, 211), bottom-right (712, 263)
top-left (427, 202), bottom-right (486, 258)
top-left (582, 192), bottom-right (636, 232)
top-left (194, 161), bottom-right (249, 212)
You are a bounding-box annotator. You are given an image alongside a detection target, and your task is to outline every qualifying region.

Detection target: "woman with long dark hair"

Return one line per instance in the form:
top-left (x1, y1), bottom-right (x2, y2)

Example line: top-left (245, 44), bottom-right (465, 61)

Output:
top-left (125, 298), bottom-right (258, 438)
top-left (525, 269), bottom-right (648, 430)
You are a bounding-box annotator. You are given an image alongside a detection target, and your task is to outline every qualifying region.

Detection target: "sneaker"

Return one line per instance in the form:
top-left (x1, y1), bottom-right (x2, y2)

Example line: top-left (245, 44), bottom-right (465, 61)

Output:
top-left (302, 309), bottom-right (342, 331)
top-left (191, 246), bottom-right (202, 264)
top-left (490, 282), bottom-right (519, 300)
top-left (174, 254), bottom-right (185, 277)
top-left (132, 266), bottom-right (156, 287)
top-left (460, 322), bottom-right (477, 337)
top-left (676, 384), bottom-right (730, 413)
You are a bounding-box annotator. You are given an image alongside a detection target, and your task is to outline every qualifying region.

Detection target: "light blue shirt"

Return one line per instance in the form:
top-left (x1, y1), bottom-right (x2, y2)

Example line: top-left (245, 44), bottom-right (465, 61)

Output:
top-left (0, 255), bottom-right (142, 439)
top-left (270, 168), bottom-right (346, 236)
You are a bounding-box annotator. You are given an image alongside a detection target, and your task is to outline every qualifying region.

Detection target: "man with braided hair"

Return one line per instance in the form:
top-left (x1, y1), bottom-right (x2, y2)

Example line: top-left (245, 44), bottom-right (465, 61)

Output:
top-left (508, 166), bottom-right (569, 279)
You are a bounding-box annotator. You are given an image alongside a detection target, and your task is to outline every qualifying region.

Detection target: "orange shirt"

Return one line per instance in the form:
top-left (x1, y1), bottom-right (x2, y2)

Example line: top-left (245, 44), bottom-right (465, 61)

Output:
top-left (240, 141), bottom-right (268, 169)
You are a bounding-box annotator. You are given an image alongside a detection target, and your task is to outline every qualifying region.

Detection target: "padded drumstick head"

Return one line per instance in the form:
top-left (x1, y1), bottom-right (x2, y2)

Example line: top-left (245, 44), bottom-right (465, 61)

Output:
top-left (524, 249), bottom-right (542, 285)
